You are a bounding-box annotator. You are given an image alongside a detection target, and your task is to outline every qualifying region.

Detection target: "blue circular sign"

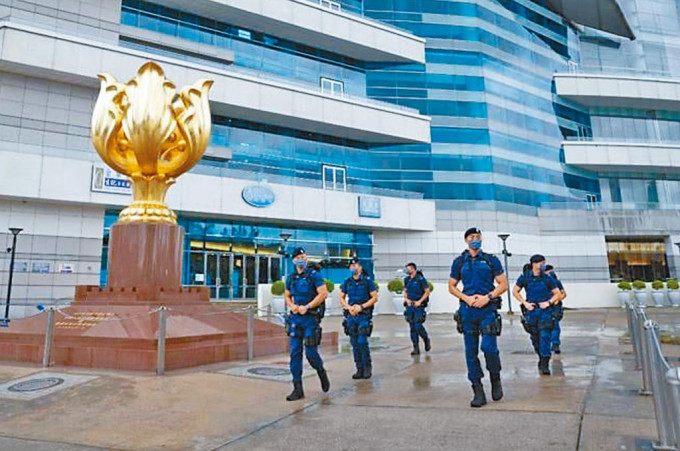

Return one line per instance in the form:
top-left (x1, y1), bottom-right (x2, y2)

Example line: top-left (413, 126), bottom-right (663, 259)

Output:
top-left (242, 184), bottom-right (276, 208)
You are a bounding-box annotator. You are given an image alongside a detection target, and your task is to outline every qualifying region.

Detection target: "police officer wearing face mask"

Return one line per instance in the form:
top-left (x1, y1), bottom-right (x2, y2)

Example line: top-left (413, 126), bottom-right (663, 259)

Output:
top-left (403, 262), bottom-right (431, 356)
top-left (513, 254), bottom-right (562, 375)
top-left (284, 247), bottom-right (330, 401)
top-left (544, 264), bottom-right (567, 355)
top-left (449, 228), bottom-right (508, 408)
top-left (340, 257), bottom-right (378, 379)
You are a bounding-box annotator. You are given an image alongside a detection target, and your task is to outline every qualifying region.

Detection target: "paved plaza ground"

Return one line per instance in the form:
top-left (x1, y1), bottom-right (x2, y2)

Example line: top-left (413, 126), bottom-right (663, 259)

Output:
top-left (0, 307), bottom-right (678, 450)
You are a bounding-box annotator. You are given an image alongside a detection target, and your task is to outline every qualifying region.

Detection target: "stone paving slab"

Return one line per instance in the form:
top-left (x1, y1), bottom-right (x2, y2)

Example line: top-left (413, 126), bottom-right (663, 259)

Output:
top-left (0, 309), bottom-right (673, 451)
top-left (221, 404), bottom-right (581, 451)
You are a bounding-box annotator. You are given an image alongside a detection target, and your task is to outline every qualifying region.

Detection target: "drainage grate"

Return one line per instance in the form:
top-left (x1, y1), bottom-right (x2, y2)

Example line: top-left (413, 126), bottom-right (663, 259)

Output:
top-left (220, 364), bottom-right (314, 382)
top-left (8, 377), bottom-right (64, 393)
top-left (0, 372), bottom-right (98, 401)
top-left (246, 367), bottom-right (289, 377)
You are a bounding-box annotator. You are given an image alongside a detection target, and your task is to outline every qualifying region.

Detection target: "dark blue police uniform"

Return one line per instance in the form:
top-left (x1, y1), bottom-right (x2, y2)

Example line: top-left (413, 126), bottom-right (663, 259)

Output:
top-left (341, 273), bottom-right (376, 377)
top-left (404, 273), bottom-right (431, 352)
top-left (286, 268), bottom-right (326, 382)
top-left (450, 251), bottom-right (504, 383)
top-left (516, 271), bottom-right (557, 358)
top-left (550, 274), bottom-right (564, 349)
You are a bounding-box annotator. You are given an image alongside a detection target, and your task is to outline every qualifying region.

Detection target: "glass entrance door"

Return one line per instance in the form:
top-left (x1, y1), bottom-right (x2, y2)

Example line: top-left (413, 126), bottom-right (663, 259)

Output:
top-left (205, 252), bottom-right (232, 300)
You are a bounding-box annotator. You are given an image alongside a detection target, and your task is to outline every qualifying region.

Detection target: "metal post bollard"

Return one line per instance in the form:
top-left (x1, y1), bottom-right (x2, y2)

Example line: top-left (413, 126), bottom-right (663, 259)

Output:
top-left (665, 367), bottom-right (680, 449)
top-left (629, 303), bottom-right (642, 370)
top-left (645, 320), bottom-right (675, 450)
top-left (638, 306), bottom-right (653, 395)
top-left (156, 307), bottom-right (167, 376)
top-left (267, 303), bottom-right (272, 322)
top-left (42, 308), bottom-right (55, 368)
top-left (247, 305), bottom-right (254, 361)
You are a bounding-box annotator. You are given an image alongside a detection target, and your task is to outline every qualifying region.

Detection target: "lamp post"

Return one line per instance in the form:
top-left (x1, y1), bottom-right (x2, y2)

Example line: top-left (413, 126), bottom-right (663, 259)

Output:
top-left (280, 232), bottom-right (292, 279)
top-left (498, 233), bottom-right (513, 315)
top-left (4, 227), bottom-right (23, 322)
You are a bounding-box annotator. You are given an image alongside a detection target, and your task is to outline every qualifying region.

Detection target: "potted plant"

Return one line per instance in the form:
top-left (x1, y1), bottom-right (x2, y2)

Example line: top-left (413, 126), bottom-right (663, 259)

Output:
top-left (387, 278), bottom-right (405, 313)
top-left (667, 279), bottom-right (680, 307)
top-left (632, 280), bottom-right (648, 306)
top-left (651, 280), bottom-right (666, 307)
top-left (617, 281), bottom-right (632, 307)
top-left (323, 279), bottom-right (335, 312)
top-left (270, 280), bottom-right (286, 313)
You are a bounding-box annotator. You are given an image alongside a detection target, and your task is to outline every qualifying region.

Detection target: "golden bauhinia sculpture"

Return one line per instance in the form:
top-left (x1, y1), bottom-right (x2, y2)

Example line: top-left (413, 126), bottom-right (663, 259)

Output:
top-left (91, 62), bottom-right (213, 224)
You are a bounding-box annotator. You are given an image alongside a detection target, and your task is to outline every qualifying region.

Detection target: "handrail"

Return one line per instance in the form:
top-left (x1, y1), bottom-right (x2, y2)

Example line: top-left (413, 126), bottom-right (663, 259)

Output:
top-left (627, 301), bottom-right (680, 450)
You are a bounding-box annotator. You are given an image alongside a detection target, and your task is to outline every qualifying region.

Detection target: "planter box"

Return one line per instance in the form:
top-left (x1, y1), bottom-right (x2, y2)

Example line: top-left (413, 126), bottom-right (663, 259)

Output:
top-left (634, 289), bottom-right (648, 306)
top-left (651, 290), bottom-right (666, 307)
top-left (617, 290), bottom-right (631, 307)
top-left (669, 290), bottom-right (680, 307)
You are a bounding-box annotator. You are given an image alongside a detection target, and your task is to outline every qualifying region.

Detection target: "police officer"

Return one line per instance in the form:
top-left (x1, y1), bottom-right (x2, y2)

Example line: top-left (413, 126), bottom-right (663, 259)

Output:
top-left (340, 257), bottom-right (378, 379)
top-left (449, 228), bottom-right (507, 408)
top-left (284, 247), bottom-right (330, 401)
top-left (545, 264), bottom-right (567, 354)
top-left (403, 263), bottom-right (431, 356)
top-left (513, 254), bottom-right (562, 375)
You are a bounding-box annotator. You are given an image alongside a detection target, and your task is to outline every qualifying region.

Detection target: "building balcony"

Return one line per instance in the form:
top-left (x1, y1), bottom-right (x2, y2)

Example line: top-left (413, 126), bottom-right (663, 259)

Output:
top-left (0, 21), bottom-right (431, 144)
top-left (554, 72), bottom-right (680, 111)
top-left (562, 139), bottom-right (680, 173)
top-left (158, 0), bottom-right (426, 64)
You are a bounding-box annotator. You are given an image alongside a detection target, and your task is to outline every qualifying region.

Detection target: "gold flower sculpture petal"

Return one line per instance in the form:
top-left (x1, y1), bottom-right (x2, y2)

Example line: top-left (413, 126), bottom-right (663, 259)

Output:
top-left (91, 62), bottom-right (213, 224)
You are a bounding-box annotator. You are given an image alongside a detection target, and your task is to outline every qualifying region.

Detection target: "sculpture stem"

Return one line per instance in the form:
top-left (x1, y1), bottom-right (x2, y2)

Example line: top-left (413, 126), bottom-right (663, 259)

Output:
top-left (118, 175), bottom-right (177, 224)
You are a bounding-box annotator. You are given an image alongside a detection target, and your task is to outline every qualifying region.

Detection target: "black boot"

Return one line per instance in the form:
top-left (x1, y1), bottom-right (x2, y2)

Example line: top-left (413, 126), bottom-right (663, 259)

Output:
top-left (424, 337), bottom-right (431, 352)
top-left (352, 368), bottom-right (364, 380)
top-left (539, 357), bottom-right (551, 376)
top-left (318, 369), bottom-right (330, 392)
top-left (490, 373), bottom-right (503, 401)
top-left (551, 343), bottom-right (561, 354)
top-left (410, 344), bottom-right (420, 356)
top-left (286, 380), bottom-right (304, 401)
top-left (470, 382), bottom-right (487, 408)
top-left (362, 365), bottom-right (372, 379)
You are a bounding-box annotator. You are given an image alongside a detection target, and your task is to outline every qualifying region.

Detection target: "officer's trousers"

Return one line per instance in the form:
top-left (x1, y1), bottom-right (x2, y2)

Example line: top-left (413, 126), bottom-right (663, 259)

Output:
top-left (459, 303), bottom-right (501, 383)
top-left (404, 304), bottom-right (429, 345)
top-left (346, 313), bottom-right (372, 370)
top-left (525, 306), bottom-right (553, 358)
top-left (551, 304), bottom-right (563, 346)
top-left (289, 314), bottom-right (324, 382)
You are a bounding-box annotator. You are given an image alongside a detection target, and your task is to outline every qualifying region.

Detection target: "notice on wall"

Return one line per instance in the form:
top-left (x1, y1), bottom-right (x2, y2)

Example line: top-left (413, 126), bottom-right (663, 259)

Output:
top-left (31, 262), bottom-right (51, 273)
top-left (91, 164), bottom-right (132, 195)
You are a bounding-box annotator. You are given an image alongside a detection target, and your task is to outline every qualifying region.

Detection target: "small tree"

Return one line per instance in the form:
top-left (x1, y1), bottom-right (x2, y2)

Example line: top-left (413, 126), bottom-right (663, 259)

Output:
top-left (387, 278), bottom-right (405, 294)
top-left (617, 281), bottom-right (632, 291)
top-left (632, 280), bottom-right (647, 290)
top-left (428, 281), bottom-right (434, 292)
top-left (651, 280), bottom-right (664, 290)
top-left (667, 279), bottom-right (679, 290)
top-left (324, 279), bottom-right (335, 293)
top-left (271, 280), bottom-right (285, 296)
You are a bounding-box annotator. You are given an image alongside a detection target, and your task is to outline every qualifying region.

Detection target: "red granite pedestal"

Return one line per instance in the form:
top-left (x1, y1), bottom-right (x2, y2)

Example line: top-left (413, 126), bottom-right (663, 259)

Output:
top-left (0, 223), bottom-right (336, 371)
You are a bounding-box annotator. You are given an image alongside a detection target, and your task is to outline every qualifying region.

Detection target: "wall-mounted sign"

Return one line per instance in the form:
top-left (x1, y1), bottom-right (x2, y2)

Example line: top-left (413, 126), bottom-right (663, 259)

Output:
top-left (91, 164), bottom-right (132, 195)
top-left (358, 196), bottom-right (381, 218)
top-left (31, 262), bottom-right (51, 274)
top-left (242, 184), bottom-right (276, 208)
top-left (14, 261), bottom-right (28, 273)
top-left (58, 264), bottom-right (74, 274)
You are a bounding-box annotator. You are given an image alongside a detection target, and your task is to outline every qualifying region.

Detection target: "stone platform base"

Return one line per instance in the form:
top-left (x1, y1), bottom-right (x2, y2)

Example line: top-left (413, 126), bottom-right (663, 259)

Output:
top-left (0, 304), bottom-right (338, 371)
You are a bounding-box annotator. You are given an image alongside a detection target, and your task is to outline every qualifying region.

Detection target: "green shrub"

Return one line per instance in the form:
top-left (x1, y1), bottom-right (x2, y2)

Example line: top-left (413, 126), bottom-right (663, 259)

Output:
top-left (271, 280), bottom-right (285, 296)
top-left (373, 281), bottom-right (380, 292)
top-left (617, 281), bottom-right (632, 291)
top-left (651, 280), bottom-right (664, 290)
top-left (324, 279), bottom-right (335, 293)
top-left (667, 279), bottom-right (679, 290)
top-left (632, 280), bottom-right (647, 290)
top-left (428, 281), bottom-right (434, 292)
top-left (387, 278), bottom-right (404, 294)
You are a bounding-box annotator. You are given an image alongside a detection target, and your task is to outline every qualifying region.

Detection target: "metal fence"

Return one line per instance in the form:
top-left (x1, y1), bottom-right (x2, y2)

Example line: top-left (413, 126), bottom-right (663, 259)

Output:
top-left (627, 302), bottom-right (680, 450)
